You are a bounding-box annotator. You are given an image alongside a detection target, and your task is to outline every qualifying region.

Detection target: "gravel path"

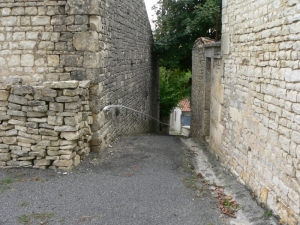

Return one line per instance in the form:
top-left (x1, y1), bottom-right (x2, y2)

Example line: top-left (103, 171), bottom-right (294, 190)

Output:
top-left (0, 134), bottom-right (228, 225)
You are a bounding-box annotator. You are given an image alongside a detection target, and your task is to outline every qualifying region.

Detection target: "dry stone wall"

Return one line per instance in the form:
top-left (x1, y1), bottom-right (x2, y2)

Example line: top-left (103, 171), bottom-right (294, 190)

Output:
top-left (0, 0), bottom-right (158, 153)
top-left (208, 0), bottom-right (300, 224)
top-left (191, 40), bottom-right (205, 138)
top-left (0, 80), bottom-right (92, 170)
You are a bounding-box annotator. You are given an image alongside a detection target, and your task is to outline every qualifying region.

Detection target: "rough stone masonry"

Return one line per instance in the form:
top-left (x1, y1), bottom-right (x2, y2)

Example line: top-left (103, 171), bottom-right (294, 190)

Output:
top-left (0, 80), bottom-right (92, 170)
top-left (192, 0), bottom-right (300, 224)
top-left (0, 0), bottom-right (159, 155)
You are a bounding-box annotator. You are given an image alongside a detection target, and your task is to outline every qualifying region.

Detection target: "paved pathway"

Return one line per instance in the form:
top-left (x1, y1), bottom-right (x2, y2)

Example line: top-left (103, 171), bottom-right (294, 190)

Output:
top-left (181, 138), bottom-right (279, 225)
top-left (0, 134), bottom-right (278, 225)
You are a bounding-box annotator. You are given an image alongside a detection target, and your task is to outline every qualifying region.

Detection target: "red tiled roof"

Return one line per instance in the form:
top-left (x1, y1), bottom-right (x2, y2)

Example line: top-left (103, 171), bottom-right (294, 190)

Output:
top-left (179, 99), bottom-right (191, 112)
top-left (195, 37), bottom-right (215, 45)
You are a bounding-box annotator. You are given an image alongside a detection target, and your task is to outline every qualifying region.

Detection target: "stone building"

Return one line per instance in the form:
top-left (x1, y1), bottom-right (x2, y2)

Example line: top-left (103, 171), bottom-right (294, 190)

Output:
top-left (0, 0), bottom-right (159, 158)
top-left (192, 0), bottom-right (300, 224)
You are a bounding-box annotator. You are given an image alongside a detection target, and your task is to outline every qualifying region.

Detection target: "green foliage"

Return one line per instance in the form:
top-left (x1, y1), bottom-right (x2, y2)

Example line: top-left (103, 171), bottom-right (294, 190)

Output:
top-left (18, 215), bottom-right (30, 224)
top-left (153, 0), bottom-right (222, 70)
top-left (262, 210), bottom-right (273, 219)
top-left (18, 213), bottom-right (56, 224)
top-left (0, 178), bottom-right (13, 193)
top-left (153, 0), bottom-right (221, 119)
top-left (160, 67), bottom-right (191, 120)
top-left (1, 178), bottom-right (12, 184)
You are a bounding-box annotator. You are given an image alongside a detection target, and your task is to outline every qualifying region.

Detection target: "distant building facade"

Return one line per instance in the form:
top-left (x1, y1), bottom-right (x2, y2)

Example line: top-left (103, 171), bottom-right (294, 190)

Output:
top-left (170, 99), bottom-right (191, 136)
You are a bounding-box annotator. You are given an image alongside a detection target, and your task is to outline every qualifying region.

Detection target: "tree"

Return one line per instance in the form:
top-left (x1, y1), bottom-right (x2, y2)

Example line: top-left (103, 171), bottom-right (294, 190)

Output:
top-left (159, 67), bottom-right (191, 120)
top-left (153, 0), bottom-right (221, 70)
top-left (153, 0), bottom-right (221, 121)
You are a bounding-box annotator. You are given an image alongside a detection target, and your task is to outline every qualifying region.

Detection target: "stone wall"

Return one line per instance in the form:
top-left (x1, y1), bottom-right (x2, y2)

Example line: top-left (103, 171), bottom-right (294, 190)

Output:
top-left (0, 0), bottom-right (158, 152)
top-left (190, 39), bottom-right (205, 138)
top-left (0, 80), bottom-right (92, 170)
top-left (191, 38), bottom-right (221, 141)
top-left (191, 0), bottom-right (300, 224)
top-left (221, 0), bottom-right (300, 223)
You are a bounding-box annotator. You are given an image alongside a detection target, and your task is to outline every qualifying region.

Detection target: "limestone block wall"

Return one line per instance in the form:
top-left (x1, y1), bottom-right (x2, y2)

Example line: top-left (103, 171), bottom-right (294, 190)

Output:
top-left (209, 56), bottom-right (224, 156)
top-left (0, 0), bottom-right (158, 152)
top-left (0, 0), bottom-right (70, 83)
top-left (217, 0), bottom-right (300, 223)
top-left (87, 0), bottom-right (158, 151)
top-left (0, 80), bottom-right (92, 170)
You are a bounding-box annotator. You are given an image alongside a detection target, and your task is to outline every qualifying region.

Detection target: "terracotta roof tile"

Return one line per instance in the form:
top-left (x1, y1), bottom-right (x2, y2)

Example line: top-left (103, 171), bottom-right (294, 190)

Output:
top-left (179, 99), bottom-right (191, 112)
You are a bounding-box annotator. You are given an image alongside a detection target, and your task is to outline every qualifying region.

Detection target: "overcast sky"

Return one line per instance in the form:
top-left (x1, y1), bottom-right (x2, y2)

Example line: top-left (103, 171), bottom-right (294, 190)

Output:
top-left (144, 0), bottom-right (157, 28)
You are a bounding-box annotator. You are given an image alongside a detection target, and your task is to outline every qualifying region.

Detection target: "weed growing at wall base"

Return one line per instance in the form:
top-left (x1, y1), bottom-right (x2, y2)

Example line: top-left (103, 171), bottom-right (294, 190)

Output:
top-left (0, 178), bottom-right (12, 192)
top-left (262, 210), bottom-right (273, 220)
top-left (1, 178), bottom-right (12, 184)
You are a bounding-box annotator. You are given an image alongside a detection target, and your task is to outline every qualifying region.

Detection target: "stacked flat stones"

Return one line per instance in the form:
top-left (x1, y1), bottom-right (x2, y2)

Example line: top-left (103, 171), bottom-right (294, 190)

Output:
top-left (0, 80), bottom-right (92, 170)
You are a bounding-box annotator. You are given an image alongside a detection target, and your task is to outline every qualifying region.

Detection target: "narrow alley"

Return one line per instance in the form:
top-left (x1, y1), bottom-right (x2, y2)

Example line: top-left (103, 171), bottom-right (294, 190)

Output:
top-left (0, 134), bottom-right (278, 225)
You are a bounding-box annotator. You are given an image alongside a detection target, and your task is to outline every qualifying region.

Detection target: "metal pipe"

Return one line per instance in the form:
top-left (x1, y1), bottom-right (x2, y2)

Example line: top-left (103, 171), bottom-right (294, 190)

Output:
top-left (215, 9), bottom-right (219, 41)
top-left (103, 105), bottom-right (170, 126)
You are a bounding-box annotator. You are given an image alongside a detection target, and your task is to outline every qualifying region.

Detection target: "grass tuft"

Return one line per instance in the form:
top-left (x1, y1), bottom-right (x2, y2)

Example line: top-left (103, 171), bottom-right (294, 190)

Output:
top-left (262, 210), bottom-right (273, 219)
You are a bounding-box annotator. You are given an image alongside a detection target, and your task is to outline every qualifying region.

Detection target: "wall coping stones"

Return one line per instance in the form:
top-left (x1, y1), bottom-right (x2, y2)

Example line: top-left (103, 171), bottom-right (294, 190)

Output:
top-left (203, 42), bottom-right (222, 48)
